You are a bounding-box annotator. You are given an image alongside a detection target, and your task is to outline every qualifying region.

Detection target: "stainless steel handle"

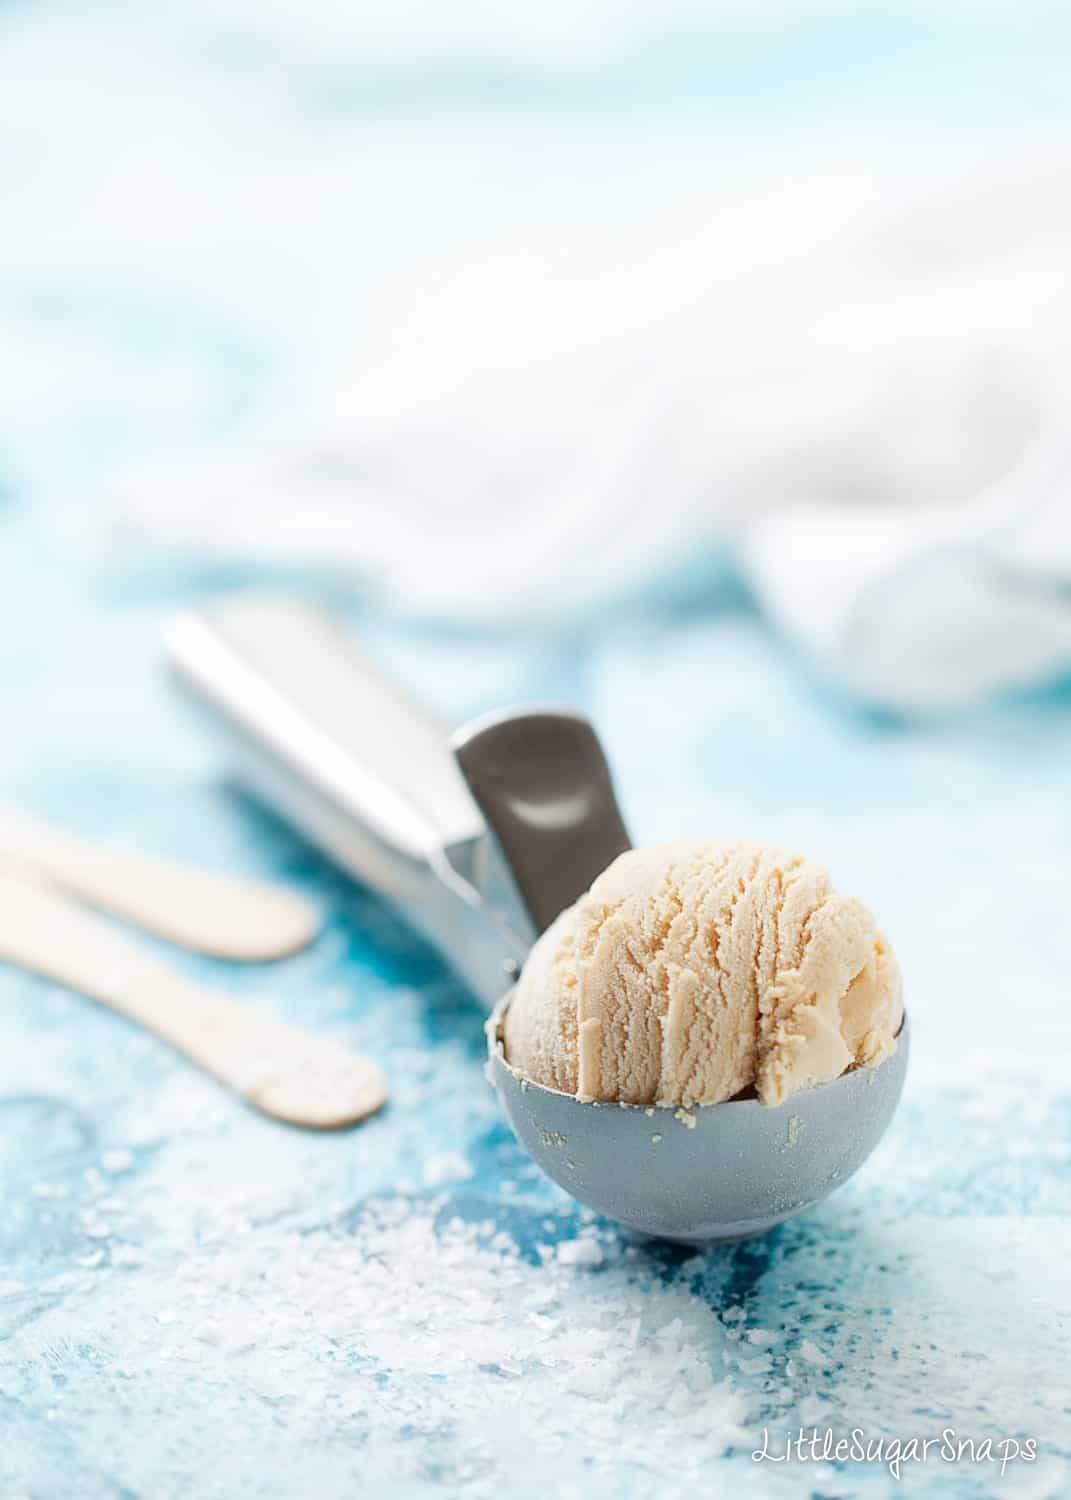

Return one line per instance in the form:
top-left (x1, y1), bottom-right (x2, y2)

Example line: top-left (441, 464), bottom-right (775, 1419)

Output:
top-left (165, 595), bottom-right (527, 1004)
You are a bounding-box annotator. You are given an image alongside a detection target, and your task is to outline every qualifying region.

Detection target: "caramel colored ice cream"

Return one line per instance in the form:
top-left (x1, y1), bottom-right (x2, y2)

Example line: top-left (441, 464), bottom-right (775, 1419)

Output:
top-left (503, 839), bottom-right (902, 1108)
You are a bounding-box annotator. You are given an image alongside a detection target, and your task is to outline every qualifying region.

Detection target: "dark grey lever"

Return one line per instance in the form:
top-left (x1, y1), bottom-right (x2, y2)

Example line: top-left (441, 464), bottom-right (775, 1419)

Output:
top-left (453, 709), bottom-right (632, 934)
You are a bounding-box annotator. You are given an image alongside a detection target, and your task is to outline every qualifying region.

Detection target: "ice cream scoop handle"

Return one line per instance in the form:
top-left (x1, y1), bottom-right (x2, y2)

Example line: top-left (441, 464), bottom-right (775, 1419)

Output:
top-left (166, 595), bottom-right (485, 875)
top-left (165, 596), bottom-right (521, 1004)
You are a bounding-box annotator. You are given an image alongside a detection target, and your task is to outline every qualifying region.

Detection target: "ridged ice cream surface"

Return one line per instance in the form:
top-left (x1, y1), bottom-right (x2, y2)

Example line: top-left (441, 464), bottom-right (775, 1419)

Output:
top-left (503, 839), bottom-right (902, 1108)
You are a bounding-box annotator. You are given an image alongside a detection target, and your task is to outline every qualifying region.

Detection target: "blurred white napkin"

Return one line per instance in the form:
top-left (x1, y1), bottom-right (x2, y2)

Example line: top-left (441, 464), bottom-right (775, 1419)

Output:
top-left (128, 158), bottom-right (1071, 712)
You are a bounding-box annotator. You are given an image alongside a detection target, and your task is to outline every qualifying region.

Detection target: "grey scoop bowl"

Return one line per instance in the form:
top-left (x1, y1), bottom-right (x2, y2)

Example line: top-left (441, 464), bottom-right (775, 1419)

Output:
top-left (487, 999), bottom-right (910, 1245)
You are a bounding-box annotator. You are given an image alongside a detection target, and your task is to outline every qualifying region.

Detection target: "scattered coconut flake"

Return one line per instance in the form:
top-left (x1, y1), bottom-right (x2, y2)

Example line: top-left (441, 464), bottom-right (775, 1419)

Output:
top-left (799, 1395), bottom-right (831, 1425)
top-left (556, 1239), bottom-right (604, 1268)
top-left (30, 1182), bottom-right (69, 1200)
top-left (421, 1152), bottom-right (473, 1187)
top-left (797, 1338), bottom-right (826, 1365)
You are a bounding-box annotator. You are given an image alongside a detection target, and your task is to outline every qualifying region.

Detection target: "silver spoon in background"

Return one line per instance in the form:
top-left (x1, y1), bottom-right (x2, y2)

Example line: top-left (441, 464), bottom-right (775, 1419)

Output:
top-left (168, 594), bottom-right (909, 1242)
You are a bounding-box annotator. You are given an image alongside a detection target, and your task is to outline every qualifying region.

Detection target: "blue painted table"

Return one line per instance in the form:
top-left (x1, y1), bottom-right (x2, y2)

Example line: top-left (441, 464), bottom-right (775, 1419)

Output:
top-left (2, 515), bottom-right (1069, 1497)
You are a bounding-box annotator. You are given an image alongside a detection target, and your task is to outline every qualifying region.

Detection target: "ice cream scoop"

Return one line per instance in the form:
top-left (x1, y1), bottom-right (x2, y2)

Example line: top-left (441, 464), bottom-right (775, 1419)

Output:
top-left (490, 839), bottom-right (907, 1242)
top-left (169, 595), bottom-right (909, 1241)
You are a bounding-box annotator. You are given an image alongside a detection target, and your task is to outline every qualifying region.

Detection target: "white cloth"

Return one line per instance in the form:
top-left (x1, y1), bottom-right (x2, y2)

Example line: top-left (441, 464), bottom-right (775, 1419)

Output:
top-left (125, 157), bottom-right (1071, 713)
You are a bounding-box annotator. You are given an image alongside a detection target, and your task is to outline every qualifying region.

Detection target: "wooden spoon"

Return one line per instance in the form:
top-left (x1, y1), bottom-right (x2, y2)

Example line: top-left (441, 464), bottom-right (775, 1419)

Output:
top-left (0, 872), bottom-right (386, 1129)
top-left (0, 808), bottom-right (319, 960)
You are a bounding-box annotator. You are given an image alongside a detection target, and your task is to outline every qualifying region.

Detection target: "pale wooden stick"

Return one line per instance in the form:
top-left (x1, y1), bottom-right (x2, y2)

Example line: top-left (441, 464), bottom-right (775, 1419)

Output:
top-left (0, 873), bottom-right (386, 1129)
top-left (0, 808), bottom-right (319, 960)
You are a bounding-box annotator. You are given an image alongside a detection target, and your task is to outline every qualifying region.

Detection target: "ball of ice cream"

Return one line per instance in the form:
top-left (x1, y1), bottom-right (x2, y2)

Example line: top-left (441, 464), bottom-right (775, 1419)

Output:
top-left (503, 838), bottom-right (902, 1108)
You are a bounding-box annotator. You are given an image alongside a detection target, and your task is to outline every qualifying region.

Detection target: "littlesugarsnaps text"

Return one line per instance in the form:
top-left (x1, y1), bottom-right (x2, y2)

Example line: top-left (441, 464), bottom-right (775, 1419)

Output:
top-left (752, 1426), bottom-right (1039, 1481)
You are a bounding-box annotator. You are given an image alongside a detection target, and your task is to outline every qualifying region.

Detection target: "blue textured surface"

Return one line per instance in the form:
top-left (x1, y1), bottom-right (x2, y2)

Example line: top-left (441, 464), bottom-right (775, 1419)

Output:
top-left (3, 5), bottom-right (1071, 1497)
top-left (3, 510), bottom-right (1070, 1498)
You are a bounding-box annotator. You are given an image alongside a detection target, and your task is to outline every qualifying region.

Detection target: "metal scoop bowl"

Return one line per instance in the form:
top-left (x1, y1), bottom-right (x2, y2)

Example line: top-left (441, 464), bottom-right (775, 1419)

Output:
top-left (488, 998), bottom-right (909, 1244)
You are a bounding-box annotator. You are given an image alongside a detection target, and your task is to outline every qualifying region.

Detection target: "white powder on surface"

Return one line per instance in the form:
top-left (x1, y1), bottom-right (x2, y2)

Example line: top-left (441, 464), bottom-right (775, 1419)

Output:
top-left (556, 1237), bottom-right (604, 1268)
top-left (101, 1149), bottom-right (135, 1175)
top-left (4, 1197), bottom-right (750, 1498)
top-left (797, 1338), bottom-right (827, 1365)
top-left (421, 1151), bottom-right (474, 1187)
top-left (4, 1182), bottom-right (1071, 1499)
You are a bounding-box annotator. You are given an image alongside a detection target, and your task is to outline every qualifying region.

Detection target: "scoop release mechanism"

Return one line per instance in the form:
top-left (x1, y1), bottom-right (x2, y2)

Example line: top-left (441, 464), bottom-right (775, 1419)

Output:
top-left (453, 709), bottom-right (632, 936)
